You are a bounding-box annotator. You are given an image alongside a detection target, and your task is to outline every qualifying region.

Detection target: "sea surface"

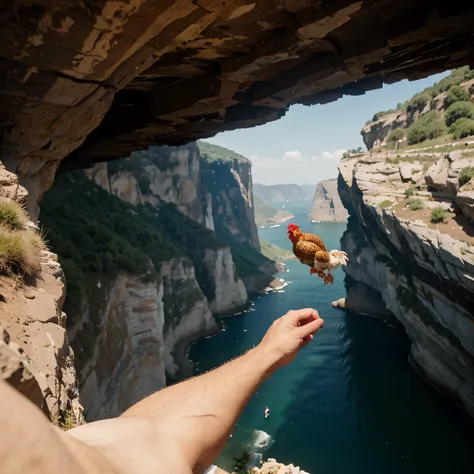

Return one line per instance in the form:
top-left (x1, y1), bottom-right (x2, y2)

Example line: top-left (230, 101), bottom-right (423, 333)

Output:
top-left (189, 200), bottom-right (474, 473)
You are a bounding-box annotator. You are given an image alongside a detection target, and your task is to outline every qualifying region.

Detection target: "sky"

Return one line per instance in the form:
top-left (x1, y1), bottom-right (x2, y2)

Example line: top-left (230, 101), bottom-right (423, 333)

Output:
top-left (205, 72), bottom-right (450, 185)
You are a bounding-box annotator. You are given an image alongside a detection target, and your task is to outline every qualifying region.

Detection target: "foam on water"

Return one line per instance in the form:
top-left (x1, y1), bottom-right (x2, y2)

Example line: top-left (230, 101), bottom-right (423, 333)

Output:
top-left (252, 429), bottom-right (272, 449)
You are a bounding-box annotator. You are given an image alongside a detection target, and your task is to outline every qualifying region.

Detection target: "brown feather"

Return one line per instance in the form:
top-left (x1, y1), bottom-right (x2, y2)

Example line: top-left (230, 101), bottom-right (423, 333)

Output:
top-left (315, 249), bottom-right (330, 263)
top-left (294, 240), bottom-right (320, 266)
top-left (302, 233), bottom-right (327, 251)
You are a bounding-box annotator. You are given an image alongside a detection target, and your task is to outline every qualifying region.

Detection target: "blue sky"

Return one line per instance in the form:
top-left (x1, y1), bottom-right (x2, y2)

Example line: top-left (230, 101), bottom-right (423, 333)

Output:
top-left (205, 72), bottom-right (449, 185)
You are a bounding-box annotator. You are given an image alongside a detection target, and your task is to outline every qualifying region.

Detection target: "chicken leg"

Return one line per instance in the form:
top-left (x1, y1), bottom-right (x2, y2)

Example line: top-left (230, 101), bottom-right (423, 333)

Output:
top-left (324, 272), bottom-right (334, 285)
top-left (310, 267), bottom-right (326, 279)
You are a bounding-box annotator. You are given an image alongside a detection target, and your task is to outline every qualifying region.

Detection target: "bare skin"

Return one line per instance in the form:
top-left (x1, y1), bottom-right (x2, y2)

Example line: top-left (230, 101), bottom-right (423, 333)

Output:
top-left (0, 308), bottom-right (324, 474)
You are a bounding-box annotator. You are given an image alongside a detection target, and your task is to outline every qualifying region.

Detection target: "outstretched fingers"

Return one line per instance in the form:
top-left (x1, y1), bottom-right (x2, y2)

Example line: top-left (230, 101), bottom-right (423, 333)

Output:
top-left (288, 308), bottom-right (320, 326)
top-left (297, 318), bottom-right (324, 339)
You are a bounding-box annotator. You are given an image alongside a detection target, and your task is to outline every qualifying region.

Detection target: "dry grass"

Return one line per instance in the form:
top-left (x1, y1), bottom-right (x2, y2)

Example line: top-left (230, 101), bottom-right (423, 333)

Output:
top-left (407, 198), bottom-right (424, 210)
top-left (378, 200), bottom-right (393, 209)
top-left (0, 199), bottom-right (28, 230)
top-left (0, 225), bottom-right (46, 276)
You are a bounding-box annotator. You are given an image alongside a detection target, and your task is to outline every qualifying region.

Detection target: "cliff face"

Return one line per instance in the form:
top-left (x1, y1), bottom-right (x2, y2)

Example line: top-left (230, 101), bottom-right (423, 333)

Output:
top-left (86, 144), bottom-right (211, 226)
top-left (308, 179), bottom-right (348, 222)
top-left (0, 164), bottom-right (83, 426)
top-left (38, 140), bottom-right (276, 419)
top-left (338, 151), bottom-right (474, 418)
top-left (199, 142), bottom-right (278, 292)
top-left (201, 155), bottom-right (260, 250)
top-left (77, 258), bottom-right (216, 420)
top-left (87, 142), bottom-right (251, 310)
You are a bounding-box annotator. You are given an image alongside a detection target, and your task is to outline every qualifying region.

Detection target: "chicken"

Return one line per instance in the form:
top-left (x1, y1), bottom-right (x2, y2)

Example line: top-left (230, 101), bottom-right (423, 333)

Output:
top-left (287, 223), bottom-right (349, 285)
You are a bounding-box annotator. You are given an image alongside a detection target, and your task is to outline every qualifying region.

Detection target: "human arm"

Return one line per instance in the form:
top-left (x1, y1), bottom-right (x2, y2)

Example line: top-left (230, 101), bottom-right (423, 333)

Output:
top-left (119, 308), bottom-right (324, 472)
top-left (66, 308), bottom-right (324, 473)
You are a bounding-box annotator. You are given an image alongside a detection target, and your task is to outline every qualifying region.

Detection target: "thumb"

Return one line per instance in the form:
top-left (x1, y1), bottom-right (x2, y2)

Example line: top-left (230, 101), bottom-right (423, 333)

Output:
top-left (297, 318), bottom-right (324, 338)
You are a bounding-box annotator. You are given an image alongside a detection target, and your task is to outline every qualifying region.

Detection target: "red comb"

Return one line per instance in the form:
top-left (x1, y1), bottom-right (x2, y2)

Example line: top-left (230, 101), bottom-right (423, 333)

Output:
top-left (287, 223), bottom-right (300, 233)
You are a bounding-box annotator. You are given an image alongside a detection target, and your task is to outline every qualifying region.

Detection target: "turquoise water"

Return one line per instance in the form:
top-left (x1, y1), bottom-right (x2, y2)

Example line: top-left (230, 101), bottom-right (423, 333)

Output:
top-left (189, 202), bottom-right (474, 473)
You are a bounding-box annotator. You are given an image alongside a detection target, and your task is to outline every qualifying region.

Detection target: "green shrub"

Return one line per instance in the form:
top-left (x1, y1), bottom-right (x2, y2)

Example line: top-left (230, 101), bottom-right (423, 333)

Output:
top-left (459, 166), bottom-right (474, 186)
top-left (407, 93), bottom-right (430, 110)
top-left (407, 111), bottom-right (447, 144)
top-left (407, 198), bottom-right (424, 211)
top-left (387, 128), bottom-right (405, 146)
top-left (430, 207), bottom-right (448, 223)
top-left (404, 186), bottom-right (416, 198)
top-left (445, 101), bottom-right (474, 126)
top-left (448, 118), bottom-right (474, 140)
top-left (427, 66), bottom-right (474, 98)
top-left (378, 200), bottom-right (393, 209)
top-left (444, 85), bottom-right (471, 108)
top-left (0, 225), bottom-right (45, 276)
top-left (0, 199), bottom-right (28, 230)
top-left (371, 110), bottom-right (395, 122)
top-left (233, 452), bottom-right (252, 474)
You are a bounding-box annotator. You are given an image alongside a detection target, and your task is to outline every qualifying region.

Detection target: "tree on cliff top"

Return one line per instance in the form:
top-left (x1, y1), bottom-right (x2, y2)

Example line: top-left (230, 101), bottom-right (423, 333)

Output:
top-left (365, 66), bottom-right (474, 126)
top-left (198, 140), bottom-right (249, 164)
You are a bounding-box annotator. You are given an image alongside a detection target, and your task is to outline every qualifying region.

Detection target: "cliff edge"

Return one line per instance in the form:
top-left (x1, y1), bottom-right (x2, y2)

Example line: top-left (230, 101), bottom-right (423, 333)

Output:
top-left (338, 146), bottom-right (474, 418)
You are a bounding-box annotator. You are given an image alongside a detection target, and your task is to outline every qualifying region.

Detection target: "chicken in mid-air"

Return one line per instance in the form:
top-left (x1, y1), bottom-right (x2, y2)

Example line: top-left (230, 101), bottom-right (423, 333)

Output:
top-left (287, 223), bottom-right (349, 285)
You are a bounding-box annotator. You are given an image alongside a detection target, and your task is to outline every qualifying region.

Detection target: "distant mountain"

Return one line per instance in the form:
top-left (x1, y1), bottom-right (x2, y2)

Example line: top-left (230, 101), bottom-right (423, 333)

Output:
top-left (299, 184), bottom-right (316, 197)
top-left (253, 183), bottom-right (312, 203)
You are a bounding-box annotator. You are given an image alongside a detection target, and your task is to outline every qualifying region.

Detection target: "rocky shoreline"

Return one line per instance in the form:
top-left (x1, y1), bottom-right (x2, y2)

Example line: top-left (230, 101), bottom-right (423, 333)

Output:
top-left (259, 210), bottom-right (294, 227)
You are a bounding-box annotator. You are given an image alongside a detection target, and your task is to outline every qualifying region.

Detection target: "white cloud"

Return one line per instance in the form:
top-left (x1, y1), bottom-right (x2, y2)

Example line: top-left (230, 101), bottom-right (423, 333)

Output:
top-left (248, 149), bottom-right (347, 185)
top-left (320, 149), bottom-right (347, 160)
top-left (283, 150), bottom-right (302, 159)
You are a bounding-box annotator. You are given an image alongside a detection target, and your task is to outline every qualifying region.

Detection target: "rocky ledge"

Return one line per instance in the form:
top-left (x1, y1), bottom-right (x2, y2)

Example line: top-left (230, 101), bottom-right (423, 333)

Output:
top-left (338, 147), bottom-right (474, 418)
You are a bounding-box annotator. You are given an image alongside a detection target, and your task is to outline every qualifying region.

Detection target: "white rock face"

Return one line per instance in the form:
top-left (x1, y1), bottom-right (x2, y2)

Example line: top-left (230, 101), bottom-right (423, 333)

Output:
top-left (202, 247), bottom-right (248, 316)
top-left (86, 143), bottom-right (206, 224)
top-left (338, 155), bottom-right (474, 418)
top-left (308, 179), bottom-right (348, 222)
top-left (78, 257), bottom-right (217, 420)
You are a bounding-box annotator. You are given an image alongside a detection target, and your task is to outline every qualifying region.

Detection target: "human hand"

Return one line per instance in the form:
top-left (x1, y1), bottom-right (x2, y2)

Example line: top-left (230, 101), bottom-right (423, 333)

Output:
top-left (257, 308), bottom-right (324, 369)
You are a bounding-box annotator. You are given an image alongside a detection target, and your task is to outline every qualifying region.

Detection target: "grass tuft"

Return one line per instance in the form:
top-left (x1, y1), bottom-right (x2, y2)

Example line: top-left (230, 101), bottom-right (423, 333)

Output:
top-left (0, 199), bottom-right (28, 230)
top-left (378, 200), bottom-right (393, 209)
top-left (407, 198), bottom-right (424, 211)
top-left (0, 225), bottom-right (46, 276)
top-left (430, 207), bottom-right (448, 223)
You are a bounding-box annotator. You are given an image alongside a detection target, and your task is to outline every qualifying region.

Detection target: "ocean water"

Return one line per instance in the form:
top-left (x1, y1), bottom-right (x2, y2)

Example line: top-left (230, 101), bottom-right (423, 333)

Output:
top-left (189, 202), bottom-right (474, 473)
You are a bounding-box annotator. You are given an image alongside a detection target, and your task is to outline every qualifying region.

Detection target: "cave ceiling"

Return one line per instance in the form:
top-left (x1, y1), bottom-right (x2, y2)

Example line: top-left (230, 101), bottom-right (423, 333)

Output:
top-left (1, 0), bottom-right (474, 178)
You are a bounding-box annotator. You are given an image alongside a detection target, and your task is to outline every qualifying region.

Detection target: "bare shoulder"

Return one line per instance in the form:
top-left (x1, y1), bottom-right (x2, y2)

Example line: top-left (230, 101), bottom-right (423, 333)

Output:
top-left (67, 416), bottom-right (191, 474)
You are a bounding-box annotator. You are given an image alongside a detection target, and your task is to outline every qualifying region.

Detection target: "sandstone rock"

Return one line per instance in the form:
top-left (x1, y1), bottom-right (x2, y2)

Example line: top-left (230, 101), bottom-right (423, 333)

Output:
top-left (361, 112), bottom-right (408, 150)
top-left (339, 153), bottom-right (474, 419)
top-left (308, 179), bottom-right (348, 222)
top-left (425, 157), bottom-right (450, 192)
top-left (399, 163), bottom-right (423, 182)
top-left (332, 297), bottom-right (346, 308)
top-left (0, 164), bottom-right (83, 426)
top-left (424, 200), bottom-right (455, 211)
top-left (456, 179), bottom-right (474, 223)
top-left (0, 325), bottom-right (48, 417)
